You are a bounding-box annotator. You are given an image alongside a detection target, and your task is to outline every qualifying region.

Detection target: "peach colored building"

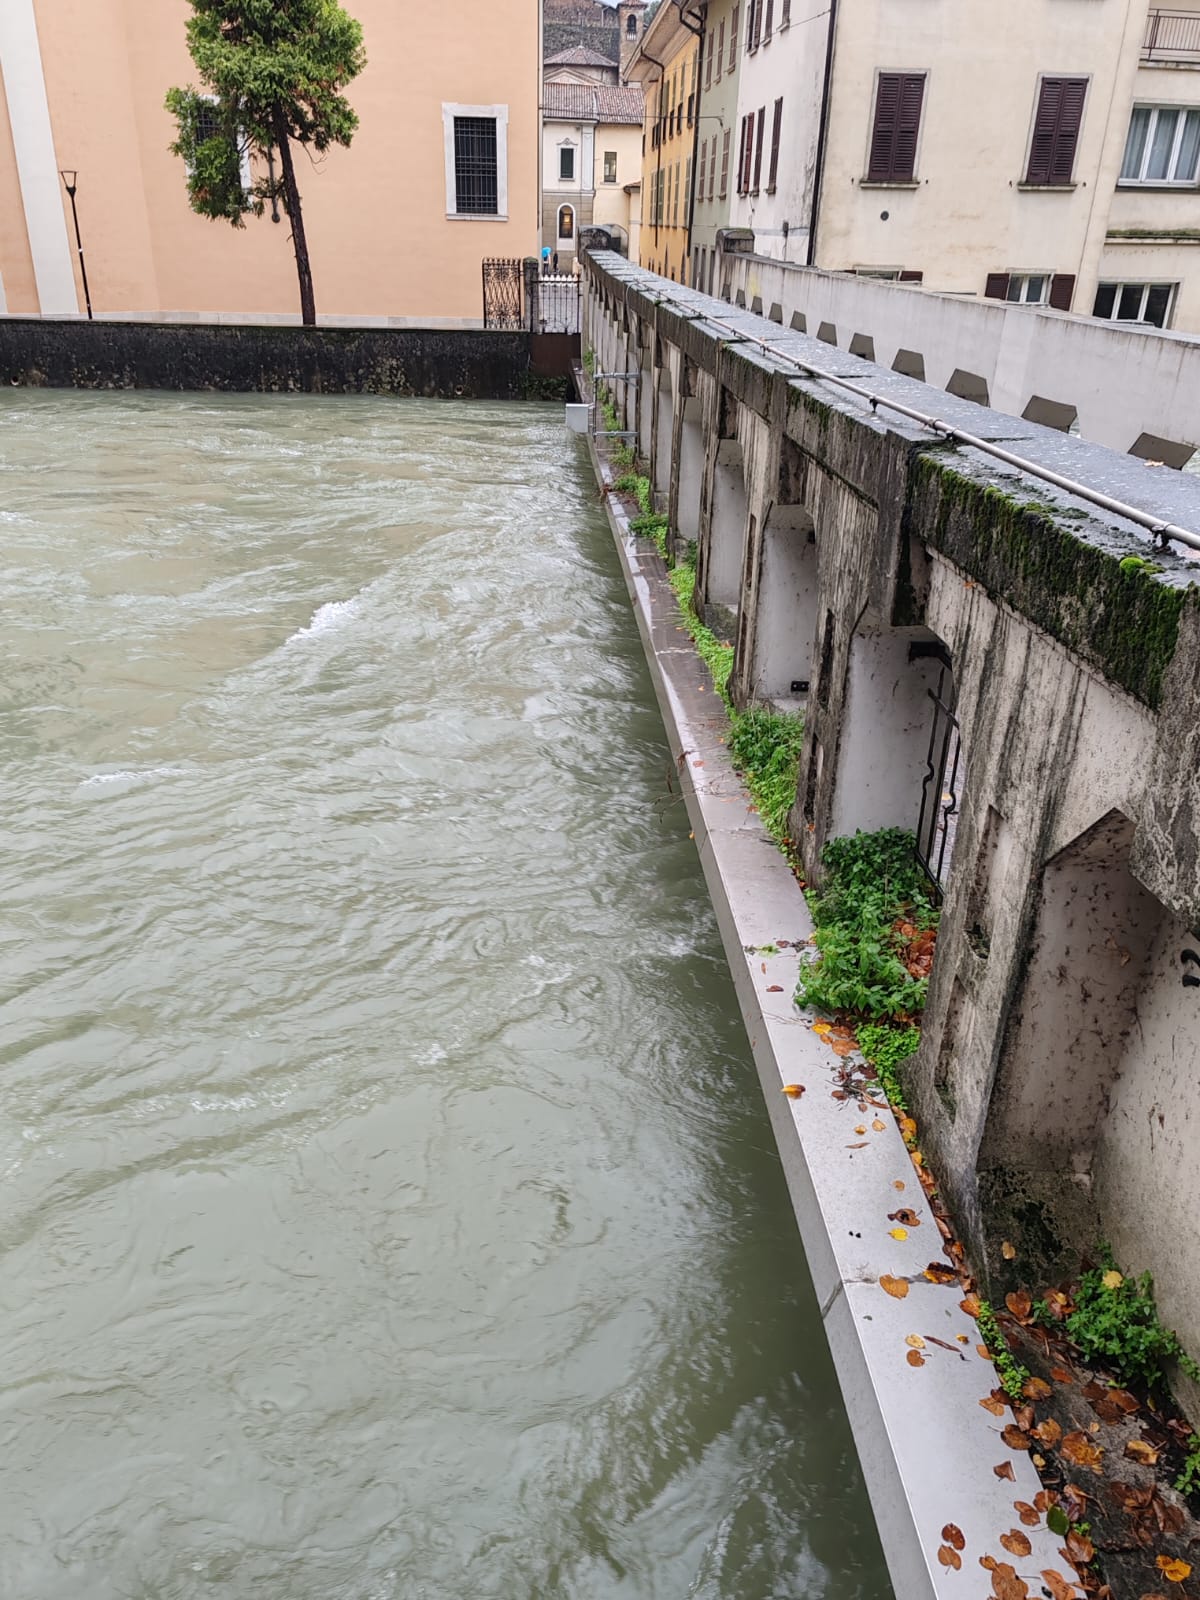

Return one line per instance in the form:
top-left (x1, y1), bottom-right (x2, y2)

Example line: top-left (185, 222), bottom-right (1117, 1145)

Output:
top-left (0, 0), bottom-right (539, 324)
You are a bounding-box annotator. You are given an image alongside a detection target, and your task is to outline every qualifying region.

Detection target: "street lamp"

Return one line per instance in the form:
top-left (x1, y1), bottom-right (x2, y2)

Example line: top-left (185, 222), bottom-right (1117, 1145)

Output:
top-left (59, 170), bottom-right (93, 320)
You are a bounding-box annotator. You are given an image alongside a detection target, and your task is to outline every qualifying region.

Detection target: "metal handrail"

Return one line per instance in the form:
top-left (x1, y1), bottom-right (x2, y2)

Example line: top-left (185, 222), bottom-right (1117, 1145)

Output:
top-left (693, 305), bottom-right (1200, 554)
top-left (1143, 8), bottom-right (1200, 58)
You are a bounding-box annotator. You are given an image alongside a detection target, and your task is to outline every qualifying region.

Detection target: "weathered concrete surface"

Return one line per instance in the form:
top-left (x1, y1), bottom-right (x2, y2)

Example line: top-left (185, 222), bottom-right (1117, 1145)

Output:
top-left (584, 251), bottom-right (1200, 1382)
top-left (585, 424), bottom-right (1068, 1600)
top-left (0, 319), bottom-right (536, 399)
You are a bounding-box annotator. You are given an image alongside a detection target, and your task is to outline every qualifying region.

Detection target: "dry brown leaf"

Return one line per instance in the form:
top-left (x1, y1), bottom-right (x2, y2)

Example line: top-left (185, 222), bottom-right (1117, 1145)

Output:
top-left (1050, 1366), bottom-right (1075, 1385)
top-left (960, 1293), bottom-right (982, 1318)
top-left (994, 1460), bottom-right (1016, 1481)
top-left (991, 1560), bottom-right (1029, 1600)
top-left (1001, 1240), bottom-right (1017, 1260)
top-left (766, 984), bottom-right (784, 993)
top-left (781, 1084), bottom-right (806, 1098)
top-left (1022, 1376), bottom-right (1052, 1400)
top-left (1000, 1530), bottom-right (1032, 1558)
top-left (1001, 1424), bottom-right (1030, 1450)
top-left (888, 1208), bottom-right (920, 1227)
top-left (872, 1118), bottom-right (886, 1131)
top-left (1064, 1528), bottom-right (1095, 1566)
top-left (893, 1179), bottom-right (905, 1191)
top-left (923, 1262), bottom-right (957, 1285)
top-left (978, 1343), bottom-right (992, 1359)
top-left (906, 1349), bottom-right (925, 1367)
top-left (937, 1545), bottom-right (962, 1570)
top-left (1033, 1419), bottom-right (1063, 1448)
top-left (1040, 1571), bottom-right (1078, 1600)
top-left (1156, 1556), bottom-right (1192, 1583)
top-left (879, 1274), bottom-right (909, 1299)
top-left (1124, 1439), bottom-right (1159, 1465)
top-left (980, 1394), bottom-right (1007, 1417)
top-left (1005, 1289), bottom-right (1033, 1321)
top-left (1014, 1501), bottom-right (1040, 1527)
top-left (941, 1523), bottom-right (965, 1551)
top-left (1061, 1431), bottom-right (1103, 1470)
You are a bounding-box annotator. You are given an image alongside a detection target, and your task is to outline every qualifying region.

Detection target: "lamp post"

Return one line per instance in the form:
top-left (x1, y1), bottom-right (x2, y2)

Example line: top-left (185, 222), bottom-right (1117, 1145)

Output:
top-left (59, 170), bottom-right (93, 320)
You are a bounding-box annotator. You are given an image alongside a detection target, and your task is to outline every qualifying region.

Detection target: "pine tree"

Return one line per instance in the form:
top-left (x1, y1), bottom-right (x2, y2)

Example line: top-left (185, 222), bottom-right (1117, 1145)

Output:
top-left (166, 0), bottom-right (366, 326)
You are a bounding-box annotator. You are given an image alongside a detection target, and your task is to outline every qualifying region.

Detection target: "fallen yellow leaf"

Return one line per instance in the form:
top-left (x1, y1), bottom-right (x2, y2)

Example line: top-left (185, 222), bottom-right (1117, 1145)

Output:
top-left (889, 1227), bottom-right (908, 1241)
top-left (1001, 1240), bottom-right (1016, 1260)
top-left (879, 1274), bottom-right (909, 1299)
top-left (872, 1119), bottom-right (886, 1131)
top-left (1101, 1269), bottom-right (1124, 1290)
top-left (781, 1084), bottom-right (806, 1099)
top-left (905, 1334), bottom-right (925, 1348)
top-left (1157, 1556), bottom-right (1192, 1583)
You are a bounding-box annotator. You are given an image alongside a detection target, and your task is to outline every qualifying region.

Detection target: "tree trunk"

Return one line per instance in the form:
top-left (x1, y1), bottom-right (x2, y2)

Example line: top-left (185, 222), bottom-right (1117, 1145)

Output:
top-left (272, 109), bottom-right (315, 326)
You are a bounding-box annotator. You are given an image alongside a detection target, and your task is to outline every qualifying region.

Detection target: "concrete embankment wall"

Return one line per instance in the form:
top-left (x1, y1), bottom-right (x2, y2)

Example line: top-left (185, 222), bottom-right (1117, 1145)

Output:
top-left (583, 249), bottom-right (1200, 1366)
top-left (0, 320), bottom-right (573, 400)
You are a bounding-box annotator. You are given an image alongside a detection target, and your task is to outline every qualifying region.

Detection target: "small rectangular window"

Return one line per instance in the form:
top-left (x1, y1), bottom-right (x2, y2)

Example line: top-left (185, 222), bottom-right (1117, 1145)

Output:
top-left (1025, 77), bottom-right (1087, 186)
top-left (781, 0), bottom-right (792, 22)
top-left (748, 0), bottom-right (760, 50)
top-left (1121, 105), bottom-right (1200, 184)
top-left (454, 116), bottom-right (498, 214)
top-left (764, 0), bottom-right (775, 40)
top-left (604, 150), bottom-right (618, 184)
top-left (1092, 280), bottom-right (1176, 328)
top-left (705, 31), bottom-right (713, 88)
top-left (867, 72), bottom-right (926, 182)
top-left (768, 97), bottom-right (783, 191)
top-left (1005, 272), bottom-right (1048, 304)
top-left (698, 139), bottom-right (708, 203)
top-left (730, 4), bottom-right (740, 69)
top-left (559, 145), bottom-right (575, 181)
top-left (752, 105), bottom-right (766, 190)
top-left (716, 19), bottom-right (725, 79)
top-left (720, 127), bottom-right (730, 197)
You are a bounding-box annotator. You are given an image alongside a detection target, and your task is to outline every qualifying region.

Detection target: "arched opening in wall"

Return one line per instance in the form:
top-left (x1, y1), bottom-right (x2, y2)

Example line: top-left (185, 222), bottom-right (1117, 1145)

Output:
top-left (653, 358), bottom-right (674, 503)
top-left (977, 811), bottom-right (1195, 1297)
top-left (735, 289), bottom-right (747, 308)
top-left (676, 391), bottom-right (704, 553)
top-left (627, 11), bottom-right (639, 35)
top-left (893, 349), bottom-right (926, 381)
top-left (751, 295), bottom-right (764, 315)
top-left (1022, 396), bottom-right (1078, 434)
top-left (769, 302), bottom-right (784, 324)
top-left (1129, 431), bottom-right (1196, 471)
top-left (790, 311), bottom-right (807, 333)
top-left (945, 369), bottom-right (990, 407)
top-left (557, 204), bottom-right (575, 247)
top-left (816, 321), bottom-right (838, 346)
top-left (827, 624), bottom-right (962, 887)
top-left (849, 333), bottom-right (875, 361)
top-left (745, 503), bottom-right (819, 710)
top-left (704, 430), bottom-right (748, 632)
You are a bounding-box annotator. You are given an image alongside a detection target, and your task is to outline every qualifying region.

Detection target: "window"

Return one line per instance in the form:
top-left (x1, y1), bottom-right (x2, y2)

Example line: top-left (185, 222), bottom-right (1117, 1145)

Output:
top-left (675, 159), bottom-right (682, 225)
top-left (559, 144), bottom-right (575, 181)
top-left (443, 104), bottom-right (508, 217)
top-left (604, 149), bottom-right (618, 184)
top-left (716, 20), bottom-right (725, 79)
top-left (985, 271), bottom-right (1075, 309)
top-left (768, 97), bottom-right (783, 191)
top-left (749, 0), bottom-right (762, 50)
top-left (706, 31), bottom-right (713, 88)
top-left (1092, 280), bottom-right (1176, 328)
top-left (1121, 105), bottom-right (1200, 184)
top-left (781, 0), bottom-right (792, 22)
top-left (752, 105), bottom-right (766, 191)
top-left (764, 0), bottom-right (775, 40)
top-left (1025, 77), bottom-right (1087, 186)
top-left (867, 72), bottom-right (925, 182)
top-left (193, 96), bottom-right (252, 191)
top-left (720, 128), bottom-right (730, 197)
top-left (738, 113), bottom-right (754, 193)
top-left (557, 204), bottom-right (574, 241)
top-left (698, 139), bottom-right (708, 203)
top-left (711, 133), bottom-right (719, 200)
top-left (730, 4), bottom-right (739, 69)
top-left (684, 157), bottom-right (692, 222)
top-left (627, 12), bottom-right (638, 35)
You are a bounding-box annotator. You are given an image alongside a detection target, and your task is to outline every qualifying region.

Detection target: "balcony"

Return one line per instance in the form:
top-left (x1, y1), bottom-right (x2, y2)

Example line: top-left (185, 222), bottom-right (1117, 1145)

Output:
top-left (1142, 9), bottom-right (1200, 63)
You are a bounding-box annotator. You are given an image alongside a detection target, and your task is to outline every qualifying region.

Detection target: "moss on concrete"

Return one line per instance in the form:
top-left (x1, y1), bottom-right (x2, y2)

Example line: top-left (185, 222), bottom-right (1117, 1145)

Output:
top-left (913, 455), bottom-right (1192, 709)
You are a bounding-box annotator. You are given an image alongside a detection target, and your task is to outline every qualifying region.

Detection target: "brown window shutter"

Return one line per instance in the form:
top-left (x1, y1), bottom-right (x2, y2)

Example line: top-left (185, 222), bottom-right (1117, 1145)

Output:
top-left (898, 269), bottom-right (923, 283)
top-left (764, 0), bottom-right (774, 38)
top-left (753, 105), bottom-right (766, 189)
top-left (739, 115), bottom-right (753, 193)
top-left (705, 33), bottom-right (713, 89)
top-left (984, 273), bottom-right (1010, 300)
top-left (868, 72), bottom-right (925, 181)
top-left (1048, 273), bottom-right (1075, 310)
top-left (730, 5), bottom-right (739, 68)
top-left (721, 128), bottom-right (730, 197)
top-left (767, 98), bottom-right (783, 191)
top-left (1026, 77), bottom-right (1087, 185)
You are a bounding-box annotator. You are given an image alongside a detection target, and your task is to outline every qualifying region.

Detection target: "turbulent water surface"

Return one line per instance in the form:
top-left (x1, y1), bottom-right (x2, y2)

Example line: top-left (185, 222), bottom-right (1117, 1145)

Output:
top-left (0, 391), bottom-right (890, 1600)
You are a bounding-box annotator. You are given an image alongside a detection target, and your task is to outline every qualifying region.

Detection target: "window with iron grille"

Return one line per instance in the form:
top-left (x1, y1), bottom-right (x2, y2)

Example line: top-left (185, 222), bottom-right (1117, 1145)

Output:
top-left (1025, 77), bottom-right (1087, 186)
top-left (454, 116), bottom-right (498, 214)
top-left (1121, 105), bottom-right (1200, 184)
top-left (867, 73), bottom-right (925, 182)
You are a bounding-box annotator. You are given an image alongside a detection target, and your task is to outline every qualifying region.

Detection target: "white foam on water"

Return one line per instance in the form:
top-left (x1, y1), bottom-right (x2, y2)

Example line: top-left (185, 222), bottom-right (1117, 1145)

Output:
top-left (288, 596), bottom-right (361, 643)
top-left (77, 765), bottom-right (190, 793)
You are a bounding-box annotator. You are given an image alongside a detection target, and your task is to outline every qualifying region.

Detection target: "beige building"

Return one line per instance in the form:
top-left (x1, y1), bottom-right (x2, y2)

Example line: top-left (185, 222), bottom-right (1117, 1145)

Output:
top-left (0, 0), bottom-right (539, 323)
top-left (627, 2), bottom-right (702, 284)
top-left (541, 81), bottom-right (645, 266)
top-left (721, 0), bottom-right (1200, 333)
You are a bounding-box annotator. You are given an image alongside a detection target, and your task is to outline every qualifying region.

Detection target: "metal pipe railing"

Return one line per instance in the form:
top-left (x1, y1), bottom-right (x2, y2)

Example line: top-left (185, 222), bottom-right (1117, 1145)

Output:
top-left (691, 305), bottom-right (1200, 554)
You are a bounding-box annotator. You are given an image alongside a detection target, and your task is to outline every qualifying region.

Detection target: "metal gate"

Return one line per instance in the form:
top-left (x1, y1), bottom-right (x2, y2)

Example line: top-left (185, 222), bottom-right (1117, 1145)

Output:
top-left (482, 258), bottom-right (526, 330)
top-left (915, 661), bottom-right (961, 893)
top-left (533, 274), bottom-right (581, 334)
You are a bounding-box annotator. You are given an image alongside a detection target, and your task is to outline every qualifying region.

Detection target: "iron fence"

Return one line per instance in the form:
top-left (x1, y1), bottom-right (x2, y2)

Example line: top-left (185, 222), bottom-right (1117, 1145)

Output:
top-left (1143, 9), bottom-right (1200, 60)
top-left (481, 258), bottom-right (526, 330)
top-left (532, 274), bottom-right (581, 335)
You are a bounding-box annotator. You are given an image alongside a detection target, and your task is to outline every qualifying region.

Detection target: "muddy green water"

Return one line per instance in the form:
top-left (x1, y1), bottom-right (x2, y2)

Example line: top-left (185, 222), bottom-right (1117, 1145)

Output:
top-left (0, 392), bottom-right (890, 1600)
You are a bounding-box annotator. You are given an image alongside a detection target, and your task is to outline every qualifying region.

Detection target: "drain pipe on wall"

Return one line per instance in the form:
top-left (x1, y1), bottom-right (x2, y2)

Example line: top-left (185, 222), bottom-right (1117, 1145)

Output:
top-left (806, 0), bottom-right (839, 267)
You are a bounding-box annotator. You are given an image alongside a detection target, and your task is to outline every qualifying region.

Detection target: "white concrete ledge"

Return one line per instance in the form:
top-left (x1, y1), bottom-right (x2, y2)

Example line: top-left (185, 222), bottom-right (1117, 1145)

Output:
top-left (585, 437), bottom-right (1069, 1600)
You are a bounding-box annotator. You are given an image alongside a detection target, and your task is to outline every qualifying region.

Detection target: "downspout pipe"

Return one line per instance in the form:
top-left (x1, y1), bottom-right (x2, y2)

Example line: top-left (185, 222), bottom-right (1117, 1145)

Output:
top-left (806, 0), bottom-right (838, 267)
top-left (676, 0), bottom-right (705, 285)
top-left (638, 45), bottom-right (667, 250)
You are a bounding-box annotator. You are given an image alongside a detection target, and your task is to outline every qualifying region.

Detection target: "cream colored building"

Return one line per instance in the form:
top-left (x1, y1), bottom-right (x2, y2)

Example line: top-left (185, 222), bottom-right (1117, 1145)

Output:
top-left (542, 82), bottom-right (645, 266)
top-left (0, 0), bottom-right (538, 323)
top-left (719, 0), bottom-right (1200, 333)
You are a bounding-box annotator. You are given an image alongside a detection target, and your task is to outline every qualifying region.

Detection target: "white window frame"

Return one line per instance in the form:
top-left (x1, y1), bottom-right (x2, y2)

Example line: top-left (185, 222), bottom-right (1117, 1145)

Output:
top-left (1005, 272), bottom-right (1051, 305)
top-left (198, 93), bottom-right (252, 192)
top-left (1120, 104), bottom-right (1200, 186)
top-left (442, 103), bottom-right (509, 220)
top-left (1093, 280), bottom-right (1177, 327)
top-left (558, 140), bottom-right (577, 183)
top-left (603, 149), bottom-right (618, 184)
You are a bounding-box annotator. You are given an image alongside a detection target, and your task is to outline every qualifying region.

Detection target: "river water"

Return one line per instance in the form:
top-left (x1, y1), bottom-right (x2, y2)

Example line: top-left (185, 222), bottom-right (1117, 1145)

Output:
top-left (0, 392), bottom-right (889, 1600)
